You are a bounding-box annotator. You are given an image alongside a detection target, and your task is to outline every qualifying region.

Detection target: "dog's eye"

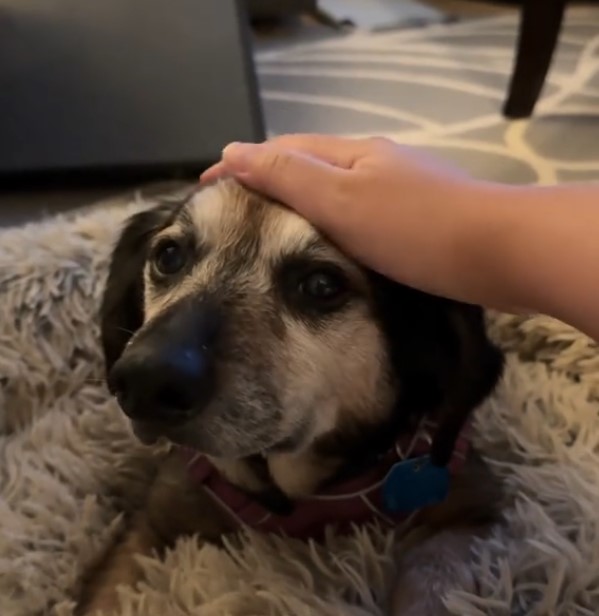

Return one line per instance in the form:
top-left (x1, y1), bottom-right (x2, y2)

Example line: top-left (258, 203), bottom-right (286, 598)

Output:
top-left (299, 271), bottom-right (346, 302)
top-left (151, 240), bottom-right (186, 276)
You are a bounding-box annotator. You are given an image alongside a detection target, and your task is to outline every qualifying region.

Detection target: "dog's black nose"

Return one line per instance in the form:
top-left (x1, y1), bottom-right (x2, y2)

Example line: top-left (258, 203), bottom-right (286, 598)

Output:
top-left (109, 344), bottom-right (209, 422)
top-left (107, 301), bottom-right (218, 424)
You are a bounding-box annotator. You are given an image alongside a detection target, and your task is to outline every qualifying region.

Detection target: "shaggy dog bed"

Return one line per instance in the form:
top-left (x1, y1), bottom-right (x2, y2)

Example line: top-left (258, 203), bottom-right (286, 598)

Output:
top-left (0, 192), bottom-right (598, 616)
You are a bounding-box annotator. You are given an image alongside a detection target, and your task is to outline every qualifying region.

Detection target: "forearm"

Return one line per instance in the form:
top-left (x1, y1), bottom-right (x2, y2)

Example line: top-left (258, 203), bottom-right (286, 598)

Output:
top-left (464, 182), bottom-right (599, 340)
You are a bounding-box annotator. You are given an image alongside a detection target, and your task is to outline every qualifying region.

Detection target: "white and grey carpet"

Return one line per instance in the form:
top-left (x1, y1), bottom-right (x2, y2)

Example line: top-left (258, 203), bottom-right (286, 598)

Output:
top-left (1, 8), bottom-right (599, 616)
top-left (258, 7), bottom-right (599, 185)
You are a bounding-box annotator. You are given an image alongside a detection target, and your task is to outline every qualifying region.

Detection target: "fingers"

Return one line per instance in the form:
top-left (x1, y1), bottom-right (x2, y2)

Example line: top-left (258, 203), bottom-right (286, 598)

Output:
top-left (199, 134), bottom-right (371, 184)
top-left (267, 134), bottom-right (366, 168)
top-left (214, 142), bottom-right (350, 225)
top-left (200, 160), bottom-right (227, 183)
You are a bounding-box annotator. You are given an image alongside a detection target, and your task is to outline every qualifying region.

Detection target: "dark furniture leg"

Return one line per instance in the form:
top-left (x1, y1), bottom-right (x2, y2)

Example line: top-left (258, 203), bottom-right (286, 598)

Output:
top-left (503, 0), bottom-right (567, 119)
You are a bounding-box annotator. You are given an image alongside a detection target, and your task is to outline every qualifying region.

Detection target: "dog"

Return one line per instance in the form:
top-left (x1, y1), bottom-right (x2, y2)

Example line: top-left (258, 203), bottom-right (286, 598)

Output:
top-left (82, 179), bottom-right (504, 615)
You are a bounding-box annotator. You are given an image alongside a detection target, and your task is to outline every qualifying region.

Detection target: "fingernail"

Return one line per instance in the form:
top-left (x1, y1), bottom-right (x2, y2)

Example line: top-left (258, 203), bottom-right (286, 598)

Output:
top-left (222, 142), bottom-right (256, 171)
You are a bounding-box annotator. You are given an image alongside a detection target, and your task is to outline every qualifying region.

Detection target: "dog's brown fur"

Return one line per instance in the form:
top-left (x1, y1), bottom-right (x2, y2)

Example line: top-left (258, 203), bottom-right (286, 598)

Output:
top-left (82, 180), bottom-right (505, 615)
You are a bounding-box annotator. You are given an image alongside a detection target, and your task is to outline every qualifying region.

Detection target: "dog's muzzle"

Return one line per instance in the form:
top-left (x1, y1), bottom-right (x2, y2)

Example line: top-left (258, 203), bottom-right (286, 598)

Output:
top-left (108, 300), bottom-right (218, 429)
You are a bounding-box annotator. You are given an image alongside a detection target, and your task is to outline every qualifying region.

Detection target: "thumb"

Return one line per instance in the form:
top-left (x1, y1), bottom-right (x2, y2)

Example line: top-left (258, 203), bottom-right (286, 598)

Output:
top-left (222, 142), bottom-right (346, 222)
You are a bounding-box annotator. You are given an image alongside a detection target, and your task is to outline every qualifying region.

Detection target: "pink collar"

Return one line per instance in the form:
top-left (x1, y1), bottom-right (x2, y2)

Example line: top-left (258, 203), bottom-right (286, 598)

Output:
top-left (184, 419), bottom-right (470, 541)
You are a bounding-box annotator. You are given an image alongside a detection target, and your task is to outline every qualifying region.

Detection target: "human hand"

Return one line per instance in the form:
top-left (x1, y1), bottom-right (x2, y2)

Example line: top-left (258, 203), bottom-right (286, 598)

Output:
top-left (201, 134), bottom-right (500, 304)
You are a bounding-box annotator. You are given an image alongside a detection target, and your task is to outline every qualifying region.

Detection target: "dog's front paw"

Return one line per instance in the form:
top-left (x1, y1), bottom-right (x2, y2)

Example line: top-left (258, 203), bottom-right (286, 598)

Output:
top-left (389, 591), bottom-right (452, 616)
top-left (389, 528), bottom-right (478, 616)
top-left (77, 592), bottom-right (121, 616)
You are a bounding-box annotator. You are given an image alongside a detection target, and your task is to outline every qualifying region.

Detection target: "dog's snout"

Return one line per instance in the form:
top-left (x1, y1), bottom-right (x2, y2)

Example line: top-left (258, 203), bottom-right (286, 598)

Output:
top-left (109, 342), bottom-right (211, 423)
top-left (108, 300), bottom-right (219, 425)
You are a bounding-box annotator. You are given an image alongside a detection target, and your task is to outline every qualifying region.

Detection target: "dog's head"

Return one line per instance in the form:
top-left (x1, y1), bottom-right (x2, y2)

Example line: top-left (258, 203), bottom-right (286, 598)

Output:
top-left (101, 180), bottom-right (503, 493)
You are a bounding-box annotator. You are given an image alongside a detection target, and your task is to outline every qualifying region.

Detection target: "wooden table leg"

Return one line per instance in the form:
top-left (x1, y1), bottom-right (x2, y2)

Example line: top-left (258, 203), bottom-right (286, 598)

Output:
top-left (503, 0), bottom-right (567, 119)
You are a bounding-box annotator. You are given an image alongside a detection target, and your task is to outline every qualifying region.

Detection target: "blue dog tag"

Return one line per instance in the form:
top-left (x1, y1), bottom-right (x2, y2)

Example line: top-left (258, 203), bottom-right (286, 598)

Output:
top-left (382, 455), bottom-right (450, 513)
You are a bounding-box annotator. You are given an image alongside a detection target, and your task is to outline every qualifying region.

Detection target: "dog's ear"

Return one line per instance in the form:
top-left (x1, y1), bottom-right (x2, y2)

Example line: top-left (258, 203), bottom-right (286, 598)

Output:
top-left (367, 272), bottom-right (504, 466)
top-left (426, 302), bottom-right (504, 466)
top-left (100, 202), bottom-right (180, 373)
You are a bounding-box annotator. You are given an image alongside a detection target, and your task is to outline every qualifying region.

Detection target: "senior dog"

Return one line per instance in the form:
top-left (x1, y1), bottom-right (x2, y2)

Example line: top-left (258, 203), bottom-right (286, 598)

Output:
top-left (82, 179), bottom-right (504, 615)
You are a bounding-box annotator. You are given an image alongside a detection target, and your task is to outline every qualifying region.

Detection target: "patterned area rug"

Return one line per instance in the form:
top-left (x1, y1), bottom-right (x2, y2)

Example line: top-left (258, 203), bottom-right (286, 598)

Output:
top-left (1, 9), bottom-right (599, 616)
top-left (258, 7), bottom-right (599, 185)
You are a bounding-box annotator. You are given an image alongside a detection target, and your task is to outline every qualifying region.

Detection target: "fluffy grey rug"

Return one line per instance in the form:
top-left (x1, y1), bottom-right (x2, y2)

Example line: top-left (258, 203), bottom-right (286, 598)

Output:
top-left (1, 194), bottom-right (599, 616)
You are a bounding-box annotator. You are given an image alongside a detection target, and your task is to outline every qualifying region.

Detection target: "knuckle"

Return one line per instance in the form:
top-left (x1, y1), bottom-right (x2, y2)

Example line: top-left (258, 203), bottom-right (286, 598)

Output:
top-left (330, 171), bottom-right (357, 209)
top-left (262, 149), bottom-right (290, 175)
top-left (365, 136), bottom-right (394, 151)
